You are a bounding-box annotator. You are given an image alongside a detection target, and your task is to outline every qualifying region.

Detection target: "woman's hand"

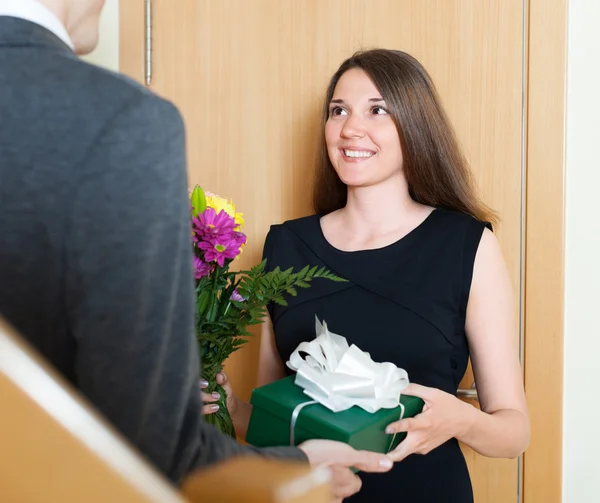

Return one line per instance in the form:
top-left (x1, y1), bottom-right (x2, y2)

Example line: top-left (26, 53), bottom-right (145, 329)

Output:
top-left (199, 371), bottom-right (237, 415)
top-left (386, 383), bottom-right (475, 462)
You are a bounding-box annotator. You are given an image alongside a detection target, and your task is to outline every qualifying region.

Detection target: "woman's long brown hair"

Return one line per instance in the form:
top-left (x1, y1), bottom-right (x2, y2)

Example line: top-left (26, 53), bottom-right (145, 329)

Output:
top-left (313, 49), bottom-right (497, 226)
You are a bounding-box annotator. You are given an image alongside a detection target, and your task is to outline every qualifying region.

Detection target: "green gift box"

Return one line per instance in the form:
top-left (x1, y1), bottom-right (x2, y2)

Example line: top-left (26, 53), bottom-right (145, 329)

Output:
top-left (246, 376), bottom-right (424, 453)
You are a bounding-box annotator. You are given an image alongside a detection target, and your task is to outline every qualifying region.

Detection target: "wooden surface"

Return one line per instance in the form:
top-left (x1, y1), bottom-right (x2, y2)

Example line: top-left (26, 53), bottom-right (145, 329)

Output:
top-left (118, 1), bottom-right (568, 501)
top-left (182, 457), bottom-right (330, 503)
top-left (523, 0), bottom-right (568, 501)
top-left (0, 318), bottom-right (184, 503)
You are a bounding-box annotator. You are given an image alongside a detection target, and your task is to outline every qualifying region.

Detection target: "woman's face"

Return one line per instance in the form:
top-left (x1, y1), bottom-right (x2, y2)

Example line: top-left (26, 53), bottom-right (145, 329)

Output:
top-left (325, 68), bottom-right (404, 188)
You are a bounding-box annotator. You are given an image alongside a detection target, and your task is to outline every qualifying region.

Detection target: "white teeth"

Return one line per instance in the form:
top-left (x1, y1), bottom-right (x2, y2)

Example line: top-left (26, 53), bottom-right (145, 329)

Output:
top-left (344, 150), bottom-right (374, 158)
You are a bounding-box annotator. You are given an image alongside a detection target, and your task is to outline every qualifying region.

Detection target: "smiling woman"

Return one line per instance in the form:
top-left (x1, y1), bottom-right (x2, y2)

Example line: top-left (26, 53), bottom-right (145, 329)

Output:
top-left (264, 49), bottom-right (529, 503)
top-left (314, 50), bottom-right (497, 226)
top-left (325, 70), bottom-right (403, 189)
top-left (205, 48), bottom-right (529, 503)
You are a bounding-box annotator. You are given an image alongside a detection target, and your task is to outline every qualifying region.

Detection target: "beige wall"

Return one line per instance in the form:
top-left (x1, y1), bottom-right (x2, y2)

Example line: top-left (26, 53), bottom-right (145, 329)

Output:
top-left (82, 0), bottom-right (119, 71)
top-left (563, 1), bottom-right (600, 501)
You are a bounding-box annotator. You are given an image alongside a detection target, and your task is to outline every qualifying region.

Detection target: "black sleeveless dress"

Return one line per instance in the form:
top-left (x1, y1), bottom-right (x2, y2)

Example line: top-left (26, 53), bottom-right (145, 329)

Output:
top-left (262, 208), bottom-right (490, 503)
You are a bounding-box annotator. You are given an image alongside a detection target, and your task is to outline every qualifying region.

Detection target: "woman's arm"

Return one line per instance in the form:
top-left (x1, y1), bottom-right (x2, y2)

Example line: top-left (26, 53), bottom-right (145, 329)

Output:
top-left (387, 228), bottom-right (530, 462)
top-left (456, 228), bottom-right (530, 458)
top-left (257, 316), bottom-right (287, 386)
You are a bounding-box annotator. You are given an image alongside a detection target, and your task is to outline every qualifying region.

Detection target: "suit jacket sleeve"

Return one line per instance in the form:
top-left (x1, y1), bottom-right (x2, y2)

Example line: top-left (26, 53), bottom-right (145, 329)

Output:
top-left (65, 92), bottom-right (306, 483)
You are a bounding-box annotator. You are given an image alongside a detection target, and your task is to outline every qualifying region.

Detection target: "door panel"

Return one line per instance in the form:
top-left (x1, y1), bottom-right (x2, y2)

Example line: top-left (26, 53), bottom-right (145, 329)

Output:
top-left (120, 2), bottom-right (525, 501)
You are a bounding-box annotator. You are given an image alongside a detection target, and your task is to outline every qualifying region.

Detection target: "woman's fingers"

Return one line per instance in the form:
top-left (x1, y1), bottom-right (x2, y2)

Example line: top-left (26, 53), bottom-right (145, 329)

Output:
top-left (201, 391), bottom-right (220, 403)
top-left (388, 432), bottom-right (421, 462)
top-left (200, 391), bottom-right (221, 415)
top-left (216, 372), bottom-right (233, 393)
top-left (202, 403), bottom-right (220, 415)
top-left (199, 376), bottom-right (231, 415)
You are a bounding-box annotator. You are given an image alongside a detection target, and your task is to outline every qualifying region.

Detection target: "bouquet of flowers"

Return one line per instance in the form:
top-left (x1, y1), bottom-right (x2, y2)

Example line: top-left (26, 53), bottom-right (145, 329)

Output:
top-left (190, 185), bottom-right (345, 437)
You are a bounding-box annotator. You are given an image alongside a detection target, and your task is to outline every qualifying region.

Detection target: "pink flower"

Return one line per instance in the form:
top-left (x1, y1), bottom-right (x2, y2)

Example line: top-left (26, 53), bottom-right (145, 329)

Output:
top-left (198, 232), bottom-right (247, 267)
top-left (192, 208), bottom-right (237, 242)
top-left (193, 256), bottom-right (213, 279)
top-left (231, 289), bottom-right (246, 302)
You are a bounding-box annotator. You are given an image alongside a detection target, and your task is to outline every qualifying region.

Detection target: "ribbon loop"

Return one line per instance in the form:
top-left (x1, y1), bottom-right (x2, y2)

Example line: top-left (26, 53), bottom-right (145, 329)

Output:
top-left (286, 316), bottom-right (409, 413)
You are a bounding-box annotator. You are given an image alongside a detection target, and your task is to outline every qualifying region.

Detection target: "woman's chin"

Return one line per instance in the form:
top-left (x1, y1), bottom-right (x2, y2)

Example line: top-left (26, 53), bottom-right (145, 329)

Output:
top-left (335, 170), bottom-right (369, 187)
top-left (335, 168), bottom-right (403, 190)
top-left (337, 175), bottom-right (372, 188)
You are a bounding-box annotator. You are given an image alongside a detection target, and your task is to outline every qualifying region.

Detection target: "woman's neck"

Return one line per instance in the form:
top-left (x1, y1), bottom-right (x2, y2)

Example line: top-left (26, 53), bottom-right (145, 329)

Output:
top-left (340, 178), bottom-right (426, 234)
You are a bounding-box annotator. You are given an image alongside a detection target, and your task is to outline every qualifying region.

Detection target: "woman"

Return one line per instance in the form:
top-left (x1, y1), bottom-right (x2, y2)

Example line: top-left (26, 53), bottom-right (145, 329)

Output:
top-left (202, 49), bottom-right (530, 502)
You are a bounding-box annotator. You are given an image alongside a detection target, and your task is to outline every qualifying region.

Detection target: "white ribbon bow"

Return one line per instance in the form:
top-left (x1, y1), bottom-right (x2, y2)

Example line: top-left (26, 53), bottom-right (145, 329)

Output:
top-left (286, 317), bottom-right (410, 413)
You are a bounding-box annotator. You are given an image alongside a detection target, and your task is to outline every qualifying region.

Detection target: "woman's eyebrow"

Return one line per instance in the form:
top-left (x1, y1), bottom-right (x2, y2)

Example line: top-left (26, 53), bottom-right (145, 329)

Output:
top-left (329, 97), bottom-right (384, 104)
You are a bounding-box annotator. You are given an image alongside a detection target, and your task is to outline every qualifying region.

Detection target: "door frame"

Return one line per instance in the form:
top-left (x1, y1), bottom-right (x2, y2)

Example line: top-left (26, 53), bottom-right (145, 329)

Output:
top-left (119, 1), bottom-right (569, 501)
top-left (523, 0), bottom-right (567, 501)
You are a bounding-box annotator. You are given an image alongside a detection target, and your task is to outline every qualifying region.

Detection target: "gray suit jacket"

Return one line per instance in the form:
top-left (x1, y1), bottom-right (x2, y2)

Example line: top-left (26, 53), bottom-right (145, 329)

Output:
top-left (0, 17), bottom-right (305, 483)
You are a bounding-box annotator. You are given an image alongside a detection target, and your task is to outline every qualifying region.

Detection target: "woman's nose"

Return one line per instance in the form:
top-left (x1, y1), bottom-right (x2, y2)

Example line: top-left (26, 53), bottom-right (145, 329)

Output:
top-left (340, 114), bottom-right (366, 138)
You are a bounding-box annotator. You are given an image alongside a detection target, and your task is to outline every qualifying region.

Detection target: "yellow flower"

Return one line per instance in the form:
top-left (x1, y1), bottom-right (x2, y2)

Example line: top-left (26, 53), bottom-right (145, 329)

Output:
top-left (205, 192), bottom-right (245, 230)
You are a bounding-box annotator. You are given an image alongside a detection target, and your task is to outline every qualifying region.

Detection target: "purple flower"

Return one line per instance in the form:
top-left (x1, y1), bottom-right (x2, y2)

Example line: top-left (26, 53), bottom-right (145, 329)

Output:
top-left (193, 208), bottom-right (237, 241)
top-left (193, 256), bottom-right (213, 279)
top-left (231, 289), bottom-right (246, 302)
top-left (198, 232), bottom-right (247, 267)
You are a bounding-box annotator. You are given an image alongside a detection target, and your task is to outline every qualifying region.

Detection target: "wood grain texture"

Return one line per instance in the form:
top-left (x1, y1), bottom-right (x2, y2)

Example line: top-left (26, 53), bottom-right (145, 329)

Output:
top-left (523, 0), bottom-right (568, 501)
top-left (120, 2), bottom-right (528, 501)
top-left (182, 457), bottom-right (330, 503)
top-left (0, 319), bottom-right (183, 503)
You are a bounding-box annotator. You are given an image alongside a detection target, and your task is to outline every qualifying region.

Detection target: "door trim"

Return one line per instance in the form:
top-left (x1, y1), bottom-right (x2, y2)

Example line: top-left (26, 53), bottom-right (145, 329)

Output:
top-left (523, 0), bottom-right (568, 501)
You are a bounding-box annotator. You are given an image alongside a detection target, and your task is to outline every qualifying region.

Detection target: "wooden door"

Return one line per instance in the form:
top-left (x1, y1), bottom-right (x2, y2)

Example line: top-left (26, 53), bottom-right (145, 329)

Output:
top-left (120, 1), bottom-right (526, 501)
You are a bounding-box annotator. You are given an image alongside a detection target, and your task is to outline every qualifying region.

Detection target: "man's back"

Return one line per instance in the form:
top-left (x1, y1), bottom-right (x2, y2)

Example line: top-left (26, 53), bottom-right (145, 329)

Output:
top-left (0, 15), bottom-right (198, 476)
top-left (0, 16), bottom-right (177, 381)
top-left (0, 16), bottom-right (305, 482)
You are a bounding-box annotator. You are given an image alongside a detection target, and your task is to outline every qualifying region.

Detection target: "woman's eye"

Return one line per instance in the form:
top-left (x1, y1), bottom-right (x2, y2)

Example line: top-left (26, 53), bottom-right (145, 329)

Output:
top-left (330, 106), bottom-right (348, 116)
top-left (372, 106), bottom-right (388, 115)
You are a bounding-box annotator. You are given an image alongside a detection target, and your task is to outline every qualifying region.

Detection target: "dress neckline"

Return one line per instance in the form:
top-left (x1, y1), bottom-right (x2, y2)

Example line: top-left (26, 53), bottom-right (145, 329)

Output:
top-left (313, 208), bottom-right (440, 259)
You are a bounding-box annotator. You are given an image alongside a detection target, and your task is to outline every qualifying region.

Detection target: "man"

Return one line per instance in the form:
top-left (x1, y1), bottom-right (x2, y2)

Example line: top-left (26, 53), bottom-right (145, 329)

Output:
top-left (0, 0), bottom-right (393, 500)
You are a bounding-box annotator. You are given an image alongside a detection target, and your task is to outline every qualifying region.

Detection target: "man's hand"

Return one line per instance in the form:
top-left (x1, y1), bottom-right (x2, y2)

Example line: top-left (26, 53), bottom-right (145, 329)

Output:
top-left (326, 465), bottom-right (362, 502)
top-left (298, 439), bottom-right (393, 502)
